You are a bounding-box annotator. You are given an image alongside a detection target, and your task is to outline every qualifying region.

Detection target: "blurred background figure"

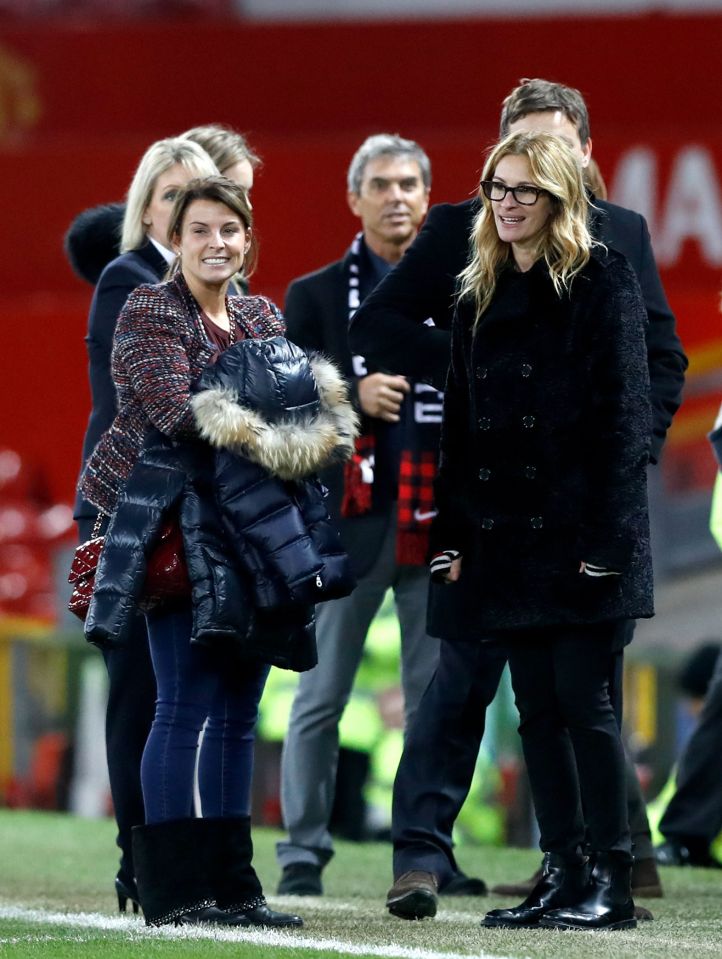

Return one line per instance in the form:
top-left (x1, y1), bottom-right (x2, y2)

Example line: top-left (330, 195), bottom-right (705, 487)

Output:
top-left (654, 402), bottom-right (722, 869)
top-left (180, 124), bottom-right (260, 193)
top-left (645, 641), bottom-right (722, 866)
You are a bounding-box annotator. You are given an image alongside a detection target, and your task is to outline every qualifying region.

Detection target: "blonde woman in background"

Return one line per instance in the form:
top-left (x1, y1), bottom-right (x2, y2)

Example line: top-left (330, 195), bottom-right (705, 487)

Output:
top-left (70, 137), bottom-right (218, 914)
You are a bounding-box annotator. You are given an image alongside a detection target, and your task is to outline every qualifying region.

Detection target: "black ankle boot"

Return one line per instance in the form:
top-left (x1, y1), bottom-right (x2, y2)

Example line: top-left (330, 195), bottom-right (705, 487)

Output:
top-left (483, 853), bottom-right (588, 928)
top-left (540, 851), bottom-right (637, 931)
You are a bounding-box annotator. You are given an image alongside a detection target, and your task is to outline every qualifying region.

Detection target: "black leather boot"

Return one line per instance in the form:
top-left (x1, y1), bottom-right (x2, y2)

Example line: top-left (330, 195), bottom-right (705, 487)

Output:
top-left (482, 853), bottom-right (588, 929)
top-left (212, 817), bottom-right (303, 928)
top-left (132, 819), bottom-right (215, 926)
top-left (540, 851), bottom-right (637, 931)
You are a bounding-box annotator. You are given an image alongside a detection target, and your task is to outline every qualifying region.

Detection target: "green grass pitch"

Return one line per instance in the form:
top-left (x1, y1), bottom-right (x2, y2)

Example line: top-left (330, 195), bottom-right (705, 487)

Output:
top-left (1, 809), bottom-right (721, 958)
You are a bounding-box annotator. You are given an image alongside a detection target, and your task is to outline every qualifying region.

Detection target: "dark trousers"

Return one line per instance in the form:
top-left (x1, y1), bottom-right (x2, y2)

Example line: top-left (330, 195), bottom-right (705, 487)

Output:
top-left (391, 637), bottom-right (507, 884)
top-left (391, 624), bottom-right (648, 881)
top-left (141, 604), bottom-right (269, 824)
top-left (506, 623), bottom-right (632, 860)
top-left (79, 516), bottom-right (156, 883)
top-left (659, 650), bottom-right (722, 848)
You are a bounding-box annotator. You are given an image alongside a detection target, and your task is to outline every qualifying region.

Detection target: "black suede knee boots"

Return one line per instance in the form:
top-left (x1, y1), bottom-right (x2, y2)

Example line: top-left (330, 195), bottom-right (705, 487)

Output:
top-left (132, 817), bottom-right (302, 928)
top-left (132, 819), bottom-right (215, 926)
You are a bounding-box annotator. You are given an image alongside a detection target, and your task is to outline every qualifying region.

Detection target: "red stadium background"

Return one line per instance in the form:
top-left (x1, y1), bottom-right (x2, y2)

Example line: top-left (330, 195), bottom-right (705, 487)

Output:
top-left (1, 12), bottom-right (721, 505)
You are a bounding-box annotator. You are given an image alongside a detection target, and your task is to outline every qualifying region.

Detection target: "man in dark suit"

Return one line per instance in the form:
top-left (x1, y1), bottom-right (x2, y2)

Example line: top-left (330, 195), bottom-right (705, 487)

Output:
top-left (350, 79), bottom-right (688, 921)
top-left (655, 648), bottom-right (722, 868)
top-left (276, 134), bottom-right (464, 897)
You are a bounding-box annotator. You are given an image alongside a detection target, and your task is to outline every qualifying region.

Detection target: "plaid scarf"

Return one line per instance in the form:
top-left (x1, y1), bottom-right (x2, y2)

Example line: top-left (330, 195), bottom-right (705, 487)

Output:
top-left (341, 233), bottom-right (443, 565)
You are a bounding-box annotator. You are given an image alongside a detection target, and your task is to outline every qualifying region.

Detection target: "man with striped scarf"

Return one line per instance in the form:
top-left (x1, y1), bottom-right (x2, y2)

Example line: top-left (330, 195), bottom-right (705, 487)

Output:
top-left (276, 134), bottom-right (467, 897)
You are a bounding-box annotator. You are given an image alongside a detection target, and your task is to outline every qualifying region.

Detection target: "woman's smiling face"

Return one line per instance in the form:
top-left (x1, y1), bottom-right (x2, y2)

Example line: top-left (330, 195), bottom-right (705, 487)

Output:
top-left (490, 153), bottom-right (553, 256)
top-left (174, 199), bottom-right (248, 289)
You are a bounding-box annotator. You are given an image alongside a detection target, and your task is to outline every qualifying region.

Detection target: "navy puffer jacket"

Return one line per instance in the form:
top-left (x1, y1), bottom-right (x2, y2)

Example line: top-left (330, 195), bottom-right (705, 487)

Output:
top-left (85, 337), bottom-right (358, 670)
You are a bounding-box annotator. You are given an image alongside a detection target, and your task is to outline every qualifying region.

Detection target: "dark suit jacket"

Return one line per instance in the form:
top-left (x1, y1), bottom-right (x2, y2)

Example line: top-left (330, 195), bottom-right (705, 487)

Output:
top-left (349, 197), bottom-right (687, 464)
top-left (284, 250), bottom-right (390, 578)
top-left (74, 241), bottom-right (167, 519)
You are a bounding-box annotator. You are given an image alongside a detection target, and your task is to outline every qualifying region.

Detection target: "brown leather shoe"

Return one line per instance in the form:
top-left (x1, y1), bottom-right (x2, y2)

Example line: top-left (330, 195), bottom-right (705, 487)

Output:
top-left (386, 870), bottom-right (438, 920)
top-left (631, 857), bottom-right (663, 898)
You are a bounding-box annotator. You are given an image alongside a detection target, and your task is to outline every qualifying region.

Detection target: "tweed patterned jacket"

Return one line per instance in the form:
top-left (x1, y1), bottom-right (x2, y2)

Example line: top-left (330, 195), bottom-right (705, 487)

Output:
top-left (79, 272), bottom-right (285, 516)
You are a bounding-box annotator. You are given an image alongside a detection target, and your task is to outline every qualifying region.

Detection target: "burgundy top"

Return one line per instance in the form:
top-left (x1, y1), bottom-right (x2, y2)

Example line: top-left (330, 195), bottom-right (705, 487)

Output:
top-left (201, 310), bottom-right (245, 353)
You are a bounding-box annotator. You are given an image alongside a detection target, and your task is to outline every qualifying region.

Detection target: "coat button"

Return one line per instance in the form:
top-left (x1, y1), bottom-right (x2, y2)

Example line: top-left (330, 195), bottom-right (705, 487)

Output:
top-left (478, 416), bottom-right (491, 430)
top-left (476, 366), bottom-right (488, 380)
top-left (478, 468), bottom-right (491, 481)
top-left (525, 465), bottom-right (537, 479)
top-left (521, 363), bottom-right (533, 378)
top-left (530, 516), bottom-right (544, 529)
top-left (481, 517), bottom-right (495, 530)
top-left (522, 415), bottom-right (536, 429)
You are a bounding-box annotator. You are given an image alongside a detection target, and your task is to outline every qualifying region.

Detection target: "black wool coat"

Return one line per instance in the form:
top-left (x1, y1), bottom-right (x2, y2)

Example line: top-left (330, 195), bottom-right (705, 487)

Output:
top-left (428, 249), bottom-right (654, 636)
top-left (350, 196), bottom-right (687, 465)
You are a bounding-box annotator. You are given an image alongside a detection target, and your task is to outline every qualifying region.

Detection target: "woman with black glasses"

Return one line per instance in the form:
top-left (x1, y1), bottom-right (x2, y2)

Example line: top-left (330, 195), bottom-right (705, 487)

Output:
top-left (431, 131), bottom-right (653, 932)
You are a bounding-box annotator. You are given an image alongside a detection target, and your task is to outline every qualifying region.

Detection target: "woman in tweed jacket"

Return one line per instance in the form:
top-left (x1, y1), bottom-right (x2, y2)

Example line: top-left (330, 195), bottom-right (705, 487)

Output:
top-left (79, 177), bottom-right (355, 928)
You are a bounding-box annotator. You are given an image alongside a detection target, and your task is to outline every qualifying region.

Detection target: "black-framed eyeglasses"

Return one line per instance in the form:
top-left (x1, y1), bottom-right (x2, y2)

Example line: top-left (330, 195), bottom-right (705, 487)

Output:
top-left (481, 180), bottom-right (548, 206)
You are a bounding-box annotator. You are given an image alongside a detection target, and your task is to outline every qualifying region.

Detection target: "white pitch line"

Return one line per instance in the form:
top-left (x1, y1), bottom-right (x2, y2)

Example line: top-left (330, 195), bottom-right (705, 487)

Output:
top-left (272, 896), bottom-right (484, 924)
top-left (0, 902), bottom-right (529, 959)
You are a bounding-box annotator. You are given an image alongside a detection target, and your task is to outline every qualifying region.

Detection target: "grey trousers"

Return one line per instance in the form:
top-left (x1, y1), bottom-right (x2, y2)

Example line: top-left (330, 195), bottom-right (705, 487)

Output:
top-left (276, 516), bottom-right (440, 869)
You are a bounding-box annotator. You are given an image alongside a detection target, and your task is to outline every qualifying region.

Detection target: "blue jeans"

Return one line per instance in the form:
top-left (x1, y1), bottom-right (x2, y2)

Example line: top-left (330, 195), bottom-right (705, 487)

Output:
top-left (141, 604), bottom-right (270, 824)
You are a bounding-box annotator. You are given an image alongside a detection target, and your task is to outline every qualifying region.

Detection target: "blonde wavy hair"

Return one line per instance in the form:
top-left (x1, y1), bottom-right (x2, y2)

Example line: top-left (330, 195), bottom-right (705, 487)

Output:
top-left (458, 132), bottom-right (597, 323)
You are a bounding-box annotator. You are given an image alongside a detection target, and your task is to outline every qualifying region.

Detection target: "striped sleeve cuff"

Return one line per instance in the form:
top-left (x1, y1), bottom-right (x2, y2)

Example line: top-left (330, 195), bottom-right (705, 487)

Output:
top-left (430, 550), bottom-right (461, 583)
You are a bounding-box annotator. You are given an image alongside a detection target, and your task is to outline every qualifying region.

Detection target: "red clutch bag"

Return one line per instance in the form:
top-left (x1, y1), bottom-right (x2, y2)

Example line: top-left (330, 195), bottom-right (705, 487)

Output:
top-left (142, 519), bottom-right (191, 609)
top-left (67, 517), bottom-right (190, 622)
top-left (67, 534), bottom-right (105, 621)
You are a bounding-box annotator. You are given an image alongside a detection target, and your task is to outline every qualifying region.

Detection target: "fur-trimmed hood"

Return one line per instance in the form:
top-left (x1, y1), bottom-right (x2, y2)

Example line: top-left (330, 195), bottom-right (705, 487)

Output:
top-left (191, 336), bottom-right (358, 480)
